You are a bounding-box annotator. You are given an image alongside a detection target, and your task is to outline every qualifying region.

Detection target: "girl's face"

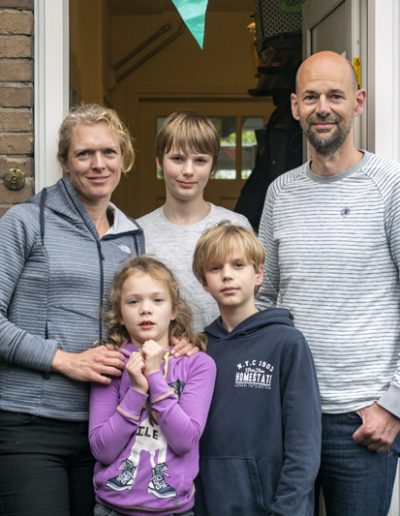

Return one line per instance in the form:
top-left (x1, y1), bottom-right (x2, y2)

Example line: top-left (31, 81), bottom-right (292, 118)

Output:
top-left (158, 147), bottom-right (213, 204)
top-left (119, 272), bottom-right (175, 348)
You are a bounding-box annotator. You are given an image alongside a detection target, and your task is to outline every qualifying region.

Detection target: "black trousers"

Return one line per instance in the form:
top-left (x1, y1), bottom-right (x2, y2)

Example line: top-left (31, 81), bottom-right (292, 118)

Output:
top-left (0, 410), bottom-right (95, 516)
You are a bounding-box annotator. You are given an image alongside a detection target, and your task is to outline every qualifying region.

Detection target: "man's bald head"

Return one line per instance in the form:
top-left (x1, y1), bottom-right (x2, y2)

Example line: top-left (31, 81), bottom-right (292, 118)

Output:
top-left (295, 51), bottom-right (358, 94)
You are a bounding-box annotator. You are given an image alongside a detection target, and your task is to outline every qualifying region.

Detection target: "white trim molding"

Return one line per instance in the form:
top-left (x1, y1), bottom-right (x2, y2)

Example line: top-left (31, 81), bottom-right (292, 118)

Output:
top-left (34, 0), bottom-right (69, 192)
top-left (367, 0), bottom-right (400, 161)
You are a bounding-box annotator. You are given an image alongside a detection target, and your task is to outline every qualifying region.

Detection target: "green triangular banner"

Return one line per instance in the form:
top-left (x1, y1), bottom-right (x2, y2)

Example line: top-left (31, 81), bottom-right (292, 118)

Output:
top-left (171, 0), bottom-right (209, 49)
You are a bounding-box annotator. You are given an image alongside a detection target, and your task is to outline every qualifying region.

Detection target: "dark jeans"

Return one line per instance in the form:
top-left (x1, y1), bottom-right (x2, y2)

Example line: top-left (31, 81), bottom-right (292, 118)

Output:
top-left (0, 410), bottom-right (95, 516)
top-left (316, 412), bottom-right (399, 516)
top-left (94, 503), bottom-right (194, 516)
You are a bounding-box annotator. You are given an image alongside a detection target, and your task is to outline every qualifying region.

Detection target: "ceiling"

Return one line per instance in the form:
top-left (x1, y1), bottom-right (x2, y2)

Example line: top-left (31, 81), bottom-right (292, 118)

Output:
top-left (108, 0), bottom-right (255, 15)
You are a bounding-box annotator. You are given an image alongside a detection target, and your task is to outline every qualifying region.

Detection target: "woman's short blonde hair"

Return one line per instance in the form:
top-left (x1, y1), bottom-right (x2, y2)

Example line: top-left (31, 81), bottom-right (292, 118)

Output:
top-left (193, 222), bottom-right (265, 286)
top-left (155, 110), bottom-right (220, 173)
top-left (57, 103), bottom-right (135, 173)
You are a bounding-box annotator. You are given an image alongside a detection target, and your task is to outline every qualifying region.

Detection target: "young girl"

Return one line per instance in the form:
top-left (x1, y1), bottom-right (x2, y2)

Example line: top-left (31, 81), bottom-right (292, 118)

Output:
top-left (138, 111), bottom-right (252, 332)
top-left (89, 256), bottom-right (216, 516)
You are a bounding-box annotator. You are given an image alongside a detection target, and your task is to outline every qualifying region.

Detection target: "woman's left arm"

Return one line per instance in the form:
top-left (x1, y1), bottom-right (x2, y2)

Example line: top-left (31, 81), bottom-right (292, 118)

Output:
top-left (147, 352), bottom-right (216, 456)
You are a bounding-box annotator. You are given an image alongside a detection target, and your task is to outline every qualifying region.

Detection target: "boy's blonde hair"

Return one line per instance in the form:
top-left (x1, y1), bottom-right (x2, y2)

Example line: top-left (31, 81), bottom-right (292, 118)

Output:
top-left (155, 110), bottom-right (220, 172)
top-left (104, 255), bottom-right (206, 350)
top-left (58, 103), bottom-right (135, 173)
top-left (193, 222), bottom-right (265, 286)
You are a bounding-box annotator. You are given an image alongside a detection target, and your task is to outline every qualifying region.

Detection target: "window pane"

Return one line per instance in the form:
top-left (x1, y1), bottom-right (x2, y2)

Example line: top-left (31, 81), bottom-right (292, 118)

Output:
top-left (241, 117), bottom-right (265, 180)
top-left (211, 116), bottom-right (236, 180)
top-left (156, 117), bottom-right (166, 179)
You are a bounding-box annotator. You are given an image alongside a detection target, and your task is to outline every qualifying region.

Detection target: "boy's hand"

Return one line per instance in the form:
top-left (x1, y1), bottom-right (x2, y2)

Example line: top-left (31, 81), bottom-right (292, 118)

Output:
top-left (142, 340), bottom-right (164, 375)
top-left (170, 335), bottom-right (199, 357)
top-left (126, 351), bottom-right (148, 393)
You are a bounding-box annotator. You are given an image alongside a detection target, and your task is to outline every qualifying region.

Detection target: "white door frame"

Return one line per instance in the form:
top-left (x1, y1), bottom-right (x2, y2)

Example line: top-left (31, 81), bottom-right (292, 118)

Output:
top-left (34, 0), bottom-right (69, 192)
top-left (366, 0), bottom-right (400, 161)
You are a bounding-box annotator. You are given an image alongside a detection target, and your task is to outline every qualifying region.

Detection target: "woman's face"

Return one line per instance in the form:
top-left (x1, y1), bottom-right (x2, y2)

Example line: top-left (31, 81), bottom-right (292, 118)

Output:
top-left (62, 122), bottom-right (123, 208)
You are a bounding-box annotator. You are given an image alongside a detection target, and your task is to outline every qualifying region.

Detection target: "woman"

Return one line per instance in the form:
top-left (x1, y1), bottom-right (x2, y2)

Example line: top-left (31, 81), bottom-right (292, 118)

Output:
top-left (0, 104), bottom-right (144, 515)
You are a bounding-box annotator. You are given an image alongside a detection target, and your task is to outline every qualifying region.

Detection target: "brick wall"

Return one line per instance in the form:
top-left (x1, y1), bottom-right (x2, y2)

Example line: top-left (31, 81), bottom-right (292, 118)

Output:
top-left (0, 0), bottom-right (34, 216)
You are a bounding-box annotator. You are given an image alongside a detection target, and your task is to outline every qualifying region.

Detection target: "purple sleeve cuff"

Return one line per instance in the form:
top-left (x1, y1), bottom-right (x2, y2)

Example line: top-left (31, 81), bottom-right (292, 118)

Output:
top-left (117, 386), bottom-right (148, 422)
top-left (147, 370), bottom-right (175, 404)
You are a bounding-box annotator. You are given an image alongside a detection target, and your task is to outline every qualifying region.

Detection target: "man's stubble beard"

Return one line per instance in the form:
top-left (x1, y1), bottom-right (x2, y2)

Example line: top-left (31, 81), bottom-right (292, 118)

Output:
top-left (303, 115), bottom-right (352, 156)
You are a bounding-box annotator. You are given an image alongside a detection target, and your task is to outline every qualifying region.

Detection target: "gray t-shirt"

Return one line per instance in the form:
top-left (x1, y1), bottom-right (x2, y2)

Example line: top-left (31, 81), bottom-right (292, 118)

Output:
top-left (138, 204), bottom-right (251, 331)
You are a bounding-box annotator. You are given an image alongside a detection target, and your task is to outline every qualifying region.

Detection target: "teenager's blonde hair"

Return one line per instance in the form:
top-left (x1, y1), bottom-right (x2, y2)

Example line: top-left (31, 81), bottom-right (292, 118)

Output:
top-left (104, 255), bottom-right (207, 350)
top-left (155, 110), bottom-right (220, 172)
top-left (57, 103), bottom-right (135, 173)
top-left (193, 222), bottom-right (265, 286)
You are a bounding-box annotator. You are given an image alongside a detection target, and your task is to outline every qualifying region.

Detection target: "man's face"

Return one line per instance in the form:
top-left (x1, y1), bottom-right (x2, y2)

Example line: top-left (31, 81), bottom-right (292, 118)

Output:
top-left (291, 56), bottom-right (365, 156)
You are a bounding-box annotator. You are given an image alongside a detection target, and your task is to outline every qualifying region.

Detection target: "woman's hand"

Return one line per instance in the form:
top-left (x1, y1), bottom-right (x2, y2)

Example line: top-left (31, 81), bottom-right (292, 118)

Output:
top-left (51, 346), bottom-right (125, 384)
top-left (126, 351), bottom-right (149, 393)
top-left (142, 339), bottom-right (164, 375)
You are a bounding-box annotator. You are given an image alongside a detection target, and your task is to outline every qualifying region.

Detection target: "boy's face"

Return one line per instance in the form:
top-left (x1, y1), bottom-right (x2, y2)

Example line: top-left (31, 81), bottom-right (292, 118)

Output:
top-left (203, 255), bottom-right (263, 310)
top-left (157, 147), bottom-right (213, 204)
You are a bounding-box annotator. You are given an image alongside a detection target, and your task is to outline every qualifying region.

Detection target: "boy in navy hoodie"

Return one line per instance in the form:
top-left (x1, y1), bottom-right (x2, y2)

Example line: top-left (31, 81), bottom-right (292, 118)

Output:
top-left (192, 222), bottom-right (321, 516)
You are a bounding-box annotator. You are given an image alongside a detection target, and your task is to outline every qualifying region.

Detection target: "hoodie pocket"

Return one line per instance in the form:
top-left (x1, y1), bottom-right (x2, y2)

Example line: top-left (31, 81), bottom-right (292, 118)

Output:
top-left (198, 456), bottom-right (267, 515)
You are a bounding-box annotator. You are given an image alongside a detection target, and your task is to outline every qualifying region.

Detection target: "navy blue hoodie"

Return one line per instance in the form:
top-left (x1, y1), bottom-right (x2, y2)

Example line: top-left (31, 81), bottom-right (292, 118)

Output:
top-left (195, 308), bottom-right (321, 516)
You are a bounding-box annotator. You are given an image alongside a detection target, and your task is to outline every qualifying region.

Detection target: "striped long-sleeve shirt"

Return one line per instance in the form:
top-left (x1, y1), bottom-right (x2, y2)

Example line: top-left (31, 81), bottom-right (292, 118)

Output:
top-left (257, 151), bottom-right (400, 415)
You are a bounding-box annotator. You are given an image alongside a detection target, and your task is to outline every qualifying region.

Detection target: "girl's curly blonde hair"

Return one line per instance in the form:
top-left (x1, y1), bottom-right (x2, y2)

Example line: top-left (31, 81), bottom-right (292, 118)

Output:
top-left (104, 255), bottom-right (207, 350)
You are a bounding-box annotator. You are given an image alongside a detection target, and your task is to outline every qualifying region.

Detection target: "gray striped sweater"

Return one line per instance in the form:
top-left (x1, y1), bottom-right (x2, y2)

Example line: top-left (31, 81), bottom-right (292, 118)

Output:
top-left (257, 151), bottom-right (400, 416)
top-left (0, 178), bottom-right (144, 421)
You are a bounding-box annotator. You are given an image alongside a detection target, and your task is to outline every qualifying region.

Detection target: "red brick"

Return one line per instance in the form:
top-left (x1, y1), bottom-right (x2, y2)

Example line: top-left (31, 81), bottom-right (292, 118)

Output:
top-left (0, 59), bottom-right (33, 81)
top-left (0, 155), bottom-right (33, 177)
top-left (0, 108), bottom-right (32, 131)
top-left (0, 133), bottom-right (33, 154)
top-left (0, 180), bottom-right (34, 203)
top-left (0, 10), bottom-right (32, 34)
top-left (0, 35), bottom-right (32, 57)
top-left (0, 84), bottom-right (33, 106)
top-left (0, 1), bottom-right (33, 9)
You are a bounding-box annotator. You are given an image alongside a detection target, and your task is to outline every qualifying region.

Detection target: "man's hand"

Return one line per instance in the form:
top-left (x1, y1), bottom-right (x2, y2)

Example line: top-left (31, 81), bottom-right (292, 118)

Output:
top-left (52, 346), bottom-right (125, 384)
top-left (352, 403), bottom-right (400, 452)
top-left (170, 335), bottom-right (199, 357)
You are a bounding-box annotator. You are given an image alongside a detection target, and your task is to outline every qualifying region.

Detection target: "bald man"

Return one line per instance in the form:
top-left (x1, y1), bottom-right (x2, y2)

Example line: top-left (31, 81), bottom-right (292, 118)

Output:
top-left (257, 51), bottom-right (400, 516)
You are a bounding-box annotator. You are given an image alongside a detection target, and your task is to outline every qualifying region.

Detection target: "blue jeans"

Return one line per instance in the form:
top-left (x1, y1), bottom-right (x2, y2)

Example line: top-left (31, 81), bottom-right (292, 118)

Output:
top-left (317, 412), bottom-right (399, 516)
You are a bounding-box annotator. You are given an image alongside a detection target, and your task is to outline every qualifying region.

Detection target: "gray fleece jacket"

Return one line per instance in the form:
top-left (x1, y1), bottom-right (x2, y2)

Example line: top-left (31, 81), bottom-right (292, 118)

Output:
top-left (0, 178), bottom-right (144, 421)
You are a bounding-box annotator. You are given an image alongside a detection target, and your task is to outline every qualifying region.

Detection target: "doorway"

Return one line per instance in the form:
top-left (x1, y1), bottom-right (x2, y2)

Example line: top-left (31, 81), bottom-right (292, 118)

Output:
top-left (69, 0), bottom-right (276, 218)
top-left (112, 97), bottom-right (273, 218)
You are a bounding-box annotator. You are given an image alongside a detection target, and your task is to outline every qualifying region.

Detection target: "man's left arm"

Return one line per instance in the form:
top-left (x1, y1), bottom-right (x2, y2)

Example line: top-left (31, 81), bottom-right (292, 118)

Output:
top-left (353, 173), bottom-right (400, 451)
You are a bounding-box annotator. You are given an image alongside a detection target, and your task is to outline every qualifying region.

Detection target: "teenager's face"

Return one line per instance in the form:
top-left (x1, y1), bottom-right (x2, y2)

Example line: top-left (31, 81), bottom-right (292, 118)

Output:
top-left (62, 122), bottom-right (123, 209)
top-left (120, 272), bottom-right (175, 347)
top-left (158, 147), bottom-right (213, 204)
top-left (204, 255), bottom-right (263, 311)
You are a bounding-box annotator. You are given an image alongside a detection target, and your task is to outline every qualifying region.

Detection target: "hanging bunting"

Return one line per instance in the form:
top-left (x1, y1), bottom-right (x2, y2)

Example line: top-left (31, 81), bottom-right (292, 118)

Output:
top-left (171, 0), bottom-right (209, 49)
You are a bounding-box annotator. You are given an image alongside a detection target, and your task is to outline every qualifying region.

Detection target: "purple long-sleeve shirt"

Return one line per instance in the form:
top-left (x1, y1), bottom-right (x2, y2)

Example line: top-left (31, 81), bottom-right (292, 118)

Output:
top-left (89, 343), bottom-right (216, 516)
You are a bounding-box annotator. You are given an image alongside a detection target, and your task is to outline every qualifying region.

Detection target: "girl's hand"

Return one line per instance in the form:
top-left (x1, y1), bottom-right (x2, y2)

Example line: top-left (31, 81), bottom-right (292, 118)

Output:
top-left (126, 351), bottom-right (148, 394)
top-left (142, 340), bottom-right (164, 375)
